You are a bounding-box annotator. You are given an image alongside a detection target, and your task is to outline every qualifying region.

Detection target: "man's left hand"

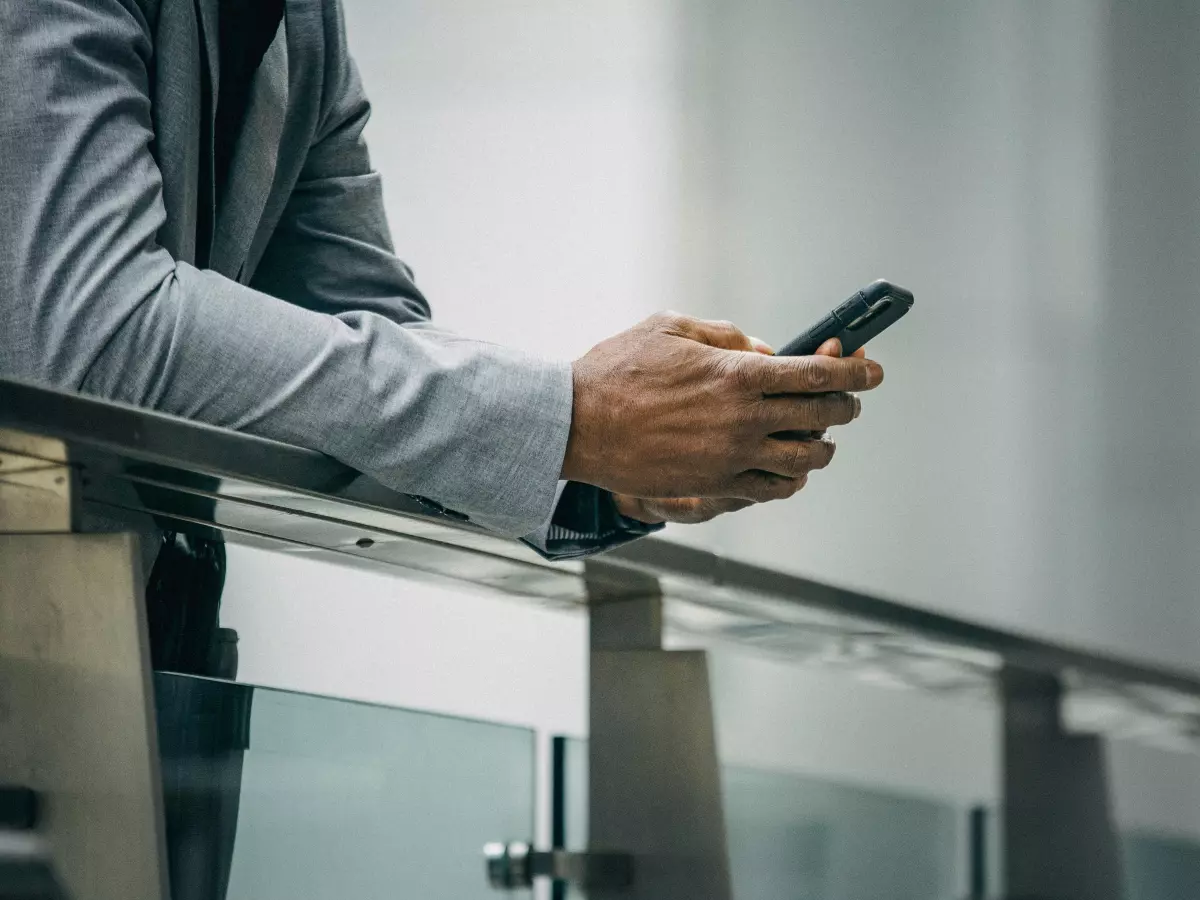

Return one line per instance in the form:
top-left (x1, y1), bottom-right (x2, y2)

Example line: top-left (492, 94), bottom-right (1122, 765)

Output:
top-left (612, 335), bottom-right (867, 526)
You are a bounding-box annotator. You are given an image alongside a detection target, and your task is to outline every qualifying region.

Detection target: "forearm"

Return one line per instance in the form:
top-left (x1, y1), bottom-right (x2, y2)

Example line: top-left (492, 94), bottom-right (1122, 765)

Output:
top-left (0, 0), bottom-right (577, 537)
top-left (76, 263), bottom-right (572, 536)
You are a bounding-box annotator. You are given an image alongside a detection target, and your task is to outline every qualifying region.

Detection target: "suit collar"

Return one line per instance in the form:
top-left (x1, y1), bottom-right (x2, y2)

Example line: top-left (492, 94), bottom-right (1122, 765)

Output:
top-left (194, 0), bottom-right (220, 95)
top-left (192, 0), bottom-right (219, 265)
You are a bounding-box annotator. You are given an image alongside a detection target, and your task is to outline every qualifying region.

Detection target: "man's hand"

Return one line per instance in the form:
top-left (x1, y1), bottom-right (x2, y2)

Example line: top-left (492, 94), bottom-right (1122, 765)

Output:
top-left (604, 332), bottom-right (872, 524)
top-left (612, 493), bottom-right (757, 525)
top-left (562, 313), bottom-right (883, 505)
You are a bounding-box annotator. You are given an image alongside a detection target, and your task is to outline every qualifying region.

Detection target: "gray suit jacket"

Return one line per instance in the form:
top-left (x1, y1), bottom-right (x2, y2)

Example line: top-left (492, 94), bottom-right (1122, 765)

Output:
top-left (0, 0), bottom-right (651, 558)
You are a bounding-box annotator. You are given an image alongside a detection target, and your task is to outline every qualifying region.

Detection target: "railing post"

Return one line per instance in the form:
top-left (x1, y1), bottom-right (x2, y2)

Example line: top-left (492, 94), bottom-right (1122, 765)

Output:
top-left (1002, 667), bottom-right (1124, 900)
top-left (584, 563), bottom-right (733, 900)
top-left (0, 428), bottom-right (168, 900)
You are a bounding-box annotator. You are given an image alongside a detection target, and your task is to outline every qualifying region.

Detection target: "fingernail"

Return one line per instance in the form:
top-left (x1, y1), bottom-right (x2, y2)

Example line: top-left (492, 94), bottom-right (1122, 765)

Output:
top-left (851, 394), bottom-right (862, 419)
top-left (866, 360), bottom-right (884, 387)
top-left (750, 337), bottom-right (775, 355)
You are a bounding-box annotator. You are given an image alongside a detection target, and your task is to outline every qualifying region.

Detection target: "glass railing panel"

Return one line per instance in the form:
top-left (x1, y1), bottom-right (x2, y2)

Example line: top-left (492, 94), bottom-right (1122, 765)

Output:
top-left (154, 674), bottom-right (534, 900)
top-left (557, 738), bottom-right (962, 900)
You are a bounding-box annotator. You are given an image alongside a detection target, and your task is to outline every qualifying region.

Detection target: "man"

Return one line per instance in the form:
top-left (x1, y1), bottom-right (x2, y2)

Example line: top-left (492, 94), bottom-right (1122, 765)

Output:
top-left (0, 0), bottom-right (884, 896)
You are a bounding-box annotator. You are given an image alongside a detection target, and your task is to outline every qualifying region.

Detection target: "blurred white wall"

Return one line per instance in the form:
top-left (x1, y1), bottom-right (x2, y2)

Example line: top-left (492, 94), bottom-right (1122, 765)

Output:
top-left (342, 0), bottom-right (1200, 668)
top-left (347, 0), bottom-right (682, 361)
top-left (222, 0), bottom-right (1200, 869)
top-left (671, 0), bottom-right (1200, 673)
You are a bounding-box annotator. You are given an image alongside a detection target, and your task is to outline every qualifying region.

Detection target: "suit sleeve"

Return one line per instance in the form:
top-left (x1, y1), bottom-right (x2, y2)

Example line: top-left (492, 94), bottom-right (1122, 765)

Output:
top-left (0, 0), bottom-right (571, 538)
top-left (248, 1), bottom-right (661, 557)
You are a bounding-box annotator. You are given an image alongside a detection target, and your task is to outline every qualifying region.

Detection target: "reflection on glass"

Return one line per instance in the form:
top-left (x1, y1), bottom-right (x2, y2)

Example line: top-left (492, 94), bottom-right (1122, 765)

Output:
top-left (1124, 832), bottom-right (1200, 900)
top-left (722, 767), bottom-right (960, 900)
top-left (559, 738), bottom-right (959, 900)
top-left (558, 738), bottom-right (1200, 899)
top-left (156, 674), bottom-right (534, 900)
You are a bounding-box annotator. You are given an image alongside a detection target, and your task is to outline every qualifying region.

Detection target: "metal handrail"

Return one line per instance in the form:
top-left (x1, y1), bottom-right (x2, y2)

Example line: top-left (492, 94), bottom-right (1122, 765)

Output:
top-left (3, 376), bottom-right (1199, 751)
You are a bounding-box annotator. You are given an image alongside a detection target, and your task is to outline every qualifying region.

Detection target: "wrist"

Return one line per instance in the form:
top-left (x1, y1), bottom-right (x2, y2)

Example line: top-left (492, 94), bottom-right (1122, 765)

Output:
top-left (561, 358), bottom-right (602, 484)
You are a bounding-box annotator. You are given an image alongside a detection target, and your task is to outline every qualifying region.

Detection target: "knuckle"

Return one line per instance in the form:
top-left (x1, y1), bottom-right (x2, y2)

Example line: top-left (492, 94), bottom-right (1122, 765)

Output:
top-left (791, 439), bottom-right (832, 475)
top-left (723, 432), bottom-right (747, 465)
top-left (786, 439), bottom-right (834, 474)
top-left (832, 392), bottom-right (857, 425)
top-left (766, 479), bottom-right (791, 502)
top-left (784, 396), bottom-right (816, 430)
top-left (853, 360), bottom-right (874, 390)
top-left (803, 396), bottom-right (839, 429)
top-left (729, 401), bottom-right (758, 439)
top-left (743, 473), bottom-right (773, 502)
top-left (703, 318), bottom-right (751, 351)
top-left (800, 358), bottom-right (832, 391)
top-left (786, 441), bottom-right (813, 475)
top-left (652, 310), bottom-right (689, 331)
top-left (710, 434), bottom-right (744, 477)
top-left (727, 354), bottom-right (760, 396)
top-left (772, 477), bottom-right (796, 500)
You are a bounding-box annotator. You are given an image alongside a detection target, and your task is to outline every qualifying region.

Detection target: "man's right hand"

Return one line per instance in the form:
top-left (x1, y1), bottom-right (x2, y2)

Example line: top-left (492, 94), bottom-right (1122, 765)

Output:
top-left (561, 312), bottom-right (884, 503)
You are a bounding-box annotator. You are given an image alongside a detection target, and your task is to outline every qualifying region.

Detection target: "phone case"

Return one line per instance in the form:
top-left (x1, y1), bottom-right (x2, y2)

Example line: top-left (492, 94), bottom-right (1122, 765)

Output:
top-left (777, 280), bottom-right (914, 358)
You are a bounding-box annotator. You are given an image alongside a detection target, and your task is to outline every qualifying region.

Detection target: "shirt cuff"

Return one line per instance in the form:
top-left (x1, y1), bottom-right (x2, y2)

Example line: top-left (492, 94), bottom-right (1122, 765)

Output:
top-left (521, 481), bottom-right (663, 561)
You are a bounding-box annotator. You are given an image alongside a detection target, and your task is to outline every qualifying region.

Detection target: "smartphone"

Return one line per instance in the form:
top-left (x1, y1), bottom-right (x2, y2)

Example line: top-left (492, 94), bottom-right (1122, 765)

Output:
top-left (777, 280), bottom-right (914, 358)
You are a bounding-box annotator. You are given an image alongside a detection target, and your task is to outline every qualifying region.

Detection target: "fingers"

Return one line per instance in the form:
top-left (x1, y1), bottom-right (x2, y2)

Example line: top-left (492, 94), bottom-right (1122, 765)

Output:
top-left (728, 470), bottom-right (810, 502)
top-left (815, 337), bottom-right (842, 357)
top-left (740, 351), bottom-right (883, 395)
top-left (815, 338), bottom-right (867, 359)
top-left (652, 312), bottom-right (777, 356)
top-left (759, 392), bottom-right (859, 431)
top-left (750, 436), bottom-right (836, 480)
top-left (611, 493), bottom-right (656, 523)
top-left (639, 496), bottom-right (756, 525)
top-left (655, 312), bottom-right (756, 352)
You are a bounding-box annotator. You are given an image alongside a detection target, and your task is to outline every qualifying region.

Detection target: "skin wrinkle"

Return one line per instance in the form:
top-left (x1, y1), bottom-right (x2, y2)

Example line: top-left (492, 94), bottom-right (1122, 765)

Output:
top-left (564, 311), bottom-right (882, 507)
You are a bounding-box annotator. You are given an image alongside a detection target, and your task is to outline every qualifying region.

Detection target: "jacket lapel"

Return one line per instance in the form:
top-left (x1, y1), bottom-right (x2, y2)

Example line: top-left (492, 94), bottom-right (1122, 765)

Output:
top-left (192, 0), bottom-right (219, 264)
top-left (149, 0), bottom-right (205, 263)
top-left (209, 19), bottom-right (290, 280)
top-left (193, 0), bottom-right (219, 88)
top-left (244, 0), bottom-right (326, 280)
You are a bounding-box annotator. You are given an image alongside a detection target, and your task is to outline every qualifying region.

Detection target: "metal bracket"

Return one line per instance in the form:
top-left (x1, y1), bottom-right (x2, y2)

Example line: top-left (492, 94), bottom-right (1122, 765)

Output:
top-left (1002, 667), bottom-right (1124, 900)
top-left (0, 789), bottom-right (69, 900)
top-left (0, 830), bottom-right (68, 900)
top-left (1, 428), bottom-right (168, 900)
top-left (0, 430), bottom-right (75, 534)
top-left (584, 563), bottom-right (733, 900)
top-left (484, 843), bottom-right (633, 891)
